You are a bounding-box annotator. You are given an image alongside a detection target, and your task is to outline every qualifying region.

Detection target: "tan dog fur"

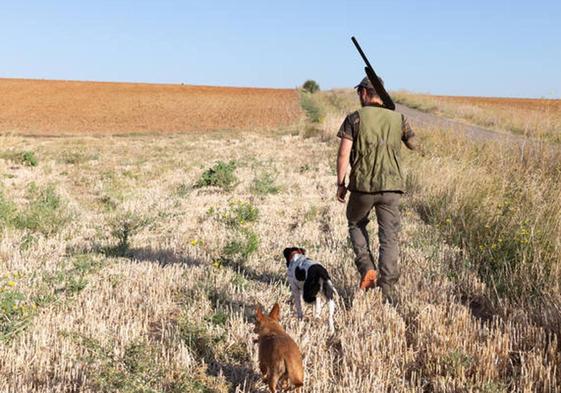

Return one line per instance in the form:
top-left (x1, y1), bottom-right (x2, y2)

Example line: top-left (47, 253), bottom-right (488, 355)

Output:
top-left (254, 303), bottom-right (304, 392)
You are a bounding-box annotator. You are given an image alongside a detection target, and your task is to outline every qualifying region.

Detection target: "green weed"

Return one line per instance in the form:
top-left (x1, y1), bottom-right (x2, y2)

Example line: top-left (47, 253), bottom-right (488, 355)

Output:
top-left (300, 93), bottom-right (325, 123)
top-left (0, 282), bottom-right (32, 341)
top-left (196, 161), bottom-right (237, 191)
top-left (442, 350), bottom-right (474, 377)
top-left (19, 233), bottom-right (36, 251)
top-left (251, 171), bottom-right (280, 195)
top-left (40, 254), bottom-right (102, 298)
top-left (70, 335), bottom-right (165, 392)
top-left (106, 212), bottom-right (150, 257)
top-left (221, 200), bottom-right (259, 227)
top-left (3, 255), bottom-right (102, 342)
top-left (21, 151), bottom-right (38, 167)
top-left (0, 191), bottom-right (17, 228)
top-left (223, 229), bottom-right (259, 260)
top-left (0, 151), bottom-right (38, 167)
top-left (14, 184), bottom-right (70, 235)
top-left (230, 272), bottom-right (249, 291)
top-left (179, 319), bottom-right (218, 359)
top-left (207, 310), bottom-right (228, 327)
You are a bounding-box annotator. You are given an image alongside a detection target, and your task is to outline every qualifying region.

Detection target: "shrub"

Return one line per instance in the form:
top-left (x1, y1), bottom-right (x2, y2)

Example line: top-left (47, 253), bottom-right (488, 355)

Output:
top-left (196, 161), bottom-right (237, 191)
top-left (302, 80), bottom-right (320, 94)
top-left (0, 254), bottom-right (103, 342)
top-left (300, 93), bottom-right (325, 123)
top-left (223, 229), bottom-right (259, 260)
top-left (69, 334), bottom-right (189, 393)
top-left (251, 171), bottom-right (280, 195)
top-left (0, 285), bottom-right (29, 341)
top-left (21, 151), bottom-right (38, 167)
top-left (0, 150), bottom-right (38, 167)
top-left (227, 200), bottom-right (258, 226)
top-left (217, 200), bottom-right (259, 228)
top-left (179, 319), bottom-right (217, 359)
top-left (207, 310), bottom-right (228, 326)
top-left (0, 191), bottom-right (17, 228)
top-left (107, 212), bottom-right (149, 257)
top-left (14, 184), bottom-right (70, 235)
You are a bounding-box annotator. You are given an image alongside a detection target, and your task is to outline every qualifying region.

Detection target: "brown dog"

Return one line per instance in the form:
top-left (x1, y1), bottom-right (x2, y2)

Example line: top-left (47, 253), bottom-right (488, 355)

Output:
top-left (254, 303), bottom-right (304, 392)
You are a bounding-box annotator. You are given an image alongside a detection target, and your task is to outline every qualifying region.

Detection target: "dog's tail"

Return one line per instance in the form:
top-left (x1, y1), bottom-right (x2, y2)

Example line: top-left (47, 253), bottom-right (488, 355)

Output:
top-left (284, 357), bottom-right (304, 388)
top-left (303, 265), bottom-right (331, 303)
top-left (323, 278), bottom-right (336, 301)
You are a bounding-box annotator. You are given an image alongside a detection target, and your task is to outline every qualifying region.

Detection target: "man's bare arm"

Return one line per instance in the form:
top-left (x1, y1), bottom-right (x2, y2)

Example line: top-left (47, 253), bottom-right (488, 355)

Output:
top-left (336, 137), bottom-right (353, 203)
top-left (337, 137), bottom-right (353, 184)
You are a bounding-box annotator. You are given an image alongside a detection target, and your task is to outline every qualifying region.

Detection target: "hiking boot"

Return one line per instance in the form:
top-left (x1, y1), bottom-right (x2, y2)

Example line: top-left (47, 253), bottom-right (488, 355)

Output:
top-left (379, 282), bottom-right (398, 306)
top-left (359, 270), bottom-right (377, 290)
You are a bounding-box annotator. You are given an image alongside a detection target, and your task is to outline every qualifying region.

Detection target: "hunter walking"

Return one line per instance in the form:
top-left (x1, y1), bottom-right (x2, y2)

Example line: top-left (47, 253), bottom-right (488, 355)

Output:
top-left (336, 76), bottom-right (419, 304)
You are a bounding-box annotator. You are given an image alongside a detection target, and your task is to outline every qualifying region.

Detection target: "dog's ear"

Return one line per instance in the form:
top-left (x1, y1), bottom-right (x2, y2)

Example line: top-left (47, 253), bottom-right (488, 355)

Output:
top-left (283, 247), bottom-right (295, 267)
top-left (299, 248), bottom-right (306, 255)
top-left (269, 303), bottom-right (281, 321)
top-left (256, 305), bottom-right (265, 321)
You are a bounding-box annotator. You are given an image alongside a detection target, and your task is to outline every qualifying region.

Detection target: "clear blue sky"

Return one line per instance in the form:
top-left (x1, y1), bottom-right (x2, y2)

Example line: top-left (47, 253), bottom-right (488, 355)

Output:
top-left (1, 1), bottom-right (560, 98)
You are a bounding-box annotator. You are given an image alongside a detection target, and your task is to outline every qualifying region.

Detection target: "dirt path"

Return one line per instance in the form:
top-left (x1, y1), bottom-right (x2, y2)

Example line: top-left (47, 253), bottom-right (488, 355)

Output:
top-left (396, 103), bottom-right (526, 143)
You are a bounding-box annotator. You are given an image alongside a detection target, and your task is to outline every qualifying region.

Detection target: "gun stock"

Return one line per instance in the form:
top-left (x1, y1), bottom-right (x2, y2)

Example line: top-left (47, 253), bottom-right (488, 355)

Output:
top-left (351, 36), bottom-right (395, 111)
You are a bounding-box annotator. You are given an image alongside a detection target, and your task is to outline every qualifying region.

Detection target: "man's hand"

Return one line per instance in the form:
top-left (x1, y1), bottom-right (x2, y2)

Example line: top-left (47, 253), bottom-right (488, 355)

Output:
top-left (336, 184), bottom-right (347, 203)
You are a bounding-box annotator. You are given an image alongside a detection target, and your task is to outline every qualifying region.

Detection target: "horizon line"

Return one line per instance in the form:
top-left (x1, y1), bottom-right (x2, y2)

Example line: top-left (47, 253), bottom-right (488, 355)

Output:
top-left (1, 76), bottom-right (558, 100)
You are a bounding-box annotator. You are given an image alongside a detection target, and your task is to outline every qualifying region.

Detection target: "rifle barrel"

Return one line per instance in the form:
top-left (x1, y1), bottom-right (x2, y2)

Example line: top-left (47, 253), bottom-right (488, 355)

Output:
top-left (351, 36), bottom-right (374, 71)
top-left (351, 36), bottom-right (396, 111)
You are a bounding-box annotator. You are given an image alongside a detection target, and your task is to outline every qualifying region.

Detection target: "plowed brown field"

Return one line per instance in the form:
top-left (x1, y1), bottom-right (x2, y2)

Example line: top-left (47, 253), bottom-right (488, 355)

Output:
top-left (0, 78), bottom-right (302, 135)
top-left (431, 94), bottom-right (561, 112)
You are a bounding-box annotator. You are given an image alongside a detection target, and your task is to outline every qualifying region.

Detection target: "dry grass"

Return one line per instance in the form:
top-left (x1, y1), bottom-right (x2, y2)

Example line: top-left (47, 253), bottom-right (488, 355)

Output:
top-left (0, 78), bottom-right (303, 135)
top-left (0, 88), bottom-right (559, 392)
top-left (393, 91), bottom-right (561, 142)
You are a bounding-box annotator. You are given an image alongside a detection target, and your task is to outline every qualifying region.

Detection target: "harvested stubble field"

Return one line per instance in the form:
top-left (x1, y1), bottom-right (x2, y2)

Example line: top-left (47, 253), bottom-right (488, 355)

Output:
top-left (0, 86), bottom-right (560, 392)
top-left (393, 91), bottom-right (561, 142)
top-left (0, 78), bottom-right (302, 135)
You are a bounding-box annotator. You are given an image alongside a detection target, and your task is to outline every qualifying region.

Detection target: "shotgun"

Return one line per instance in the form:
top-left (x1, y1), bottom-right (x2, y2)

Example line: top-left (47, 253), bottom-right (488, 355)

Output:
top-left (351, 36), bottom-right (395, 111)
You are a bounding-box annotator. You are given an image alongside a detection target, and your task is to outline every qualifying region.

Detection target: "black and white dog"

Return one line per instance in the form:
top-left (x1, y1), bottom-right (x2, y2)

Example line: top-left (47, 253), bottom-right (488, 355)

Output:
top-left (283, 247), bottom-right (336, 332)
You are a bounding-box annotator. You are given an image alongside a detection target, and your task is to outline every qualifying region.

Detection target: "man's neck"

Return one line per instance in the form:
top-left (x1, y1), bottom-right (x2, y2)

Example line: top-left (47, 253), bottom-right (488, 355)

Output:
top-left (361, 98), bottom-right (384, 107)
top-left (362, 101), bottom-right (384, 107)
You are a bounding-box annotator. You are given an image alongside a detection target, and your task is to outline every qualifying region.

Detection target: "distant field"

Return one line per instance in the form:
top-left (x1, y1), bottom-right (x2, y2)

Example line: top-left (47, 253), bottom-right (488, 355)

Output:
top-left (393, 91), bottom-right (561, 141)
top-left (429, 95), bottom-right (561, 112)
top-left (0, 78), bottom-right (302, 135)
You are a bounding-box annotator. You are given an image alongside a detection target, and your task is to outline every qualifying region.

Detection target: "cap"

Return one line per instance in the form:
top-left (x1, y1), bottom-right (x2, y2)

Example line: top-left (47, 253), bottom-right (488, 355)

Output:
top-left (354, 76), bottom-right (384, 92)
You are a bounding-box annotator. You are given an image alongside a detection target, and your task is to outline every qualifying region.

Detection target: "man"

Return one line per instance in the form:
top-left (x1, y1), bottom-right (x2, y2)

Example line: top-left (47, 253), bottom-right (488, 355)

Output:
top-left (336, 76), bottom-right (418, 304)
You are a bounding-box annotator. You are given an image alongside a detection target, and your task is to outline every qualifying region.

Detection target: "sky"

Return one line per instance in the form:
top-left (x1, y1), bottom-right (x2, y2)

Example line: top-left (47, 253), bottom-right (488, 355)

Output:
top-left (1, 0), bottom-right (560, 98)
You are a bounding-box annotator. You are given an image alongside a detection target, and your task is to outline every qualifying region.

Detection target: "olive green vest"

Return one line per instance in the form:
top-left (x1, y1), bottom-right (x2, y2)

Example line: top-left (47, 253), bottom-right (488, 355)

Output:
top-left (348, 106), bottom-right (404, 193)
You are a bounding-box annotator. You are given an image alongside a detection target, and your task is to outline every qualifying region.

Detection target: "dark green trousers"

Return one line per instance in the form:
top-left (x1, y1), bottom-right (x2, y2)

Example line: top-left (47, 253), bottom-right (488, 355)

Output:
top-left (346, 191), bottom-right (401, 301)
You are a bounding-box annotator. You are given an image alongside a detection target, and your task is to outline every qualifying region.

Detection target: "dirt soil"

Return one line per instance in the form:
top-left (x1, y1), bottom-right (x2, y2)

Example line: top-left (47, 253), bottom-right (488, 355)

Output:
top-left (396, 103), bottom-right (513, 141)
top-left (0, 78), bottom-right (302, 135)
